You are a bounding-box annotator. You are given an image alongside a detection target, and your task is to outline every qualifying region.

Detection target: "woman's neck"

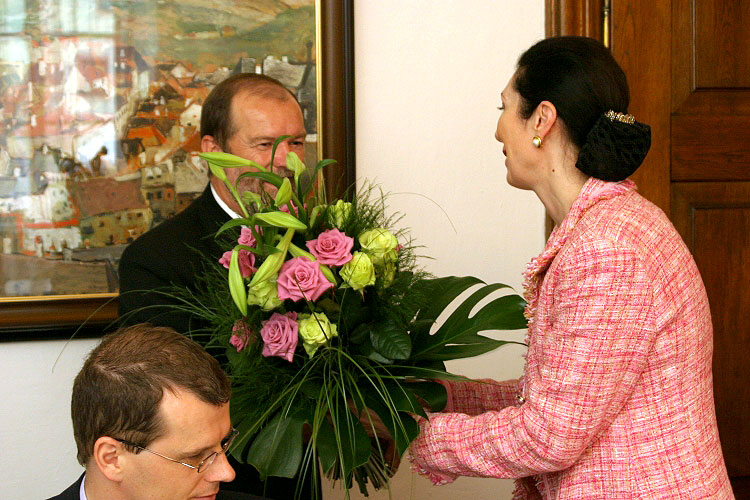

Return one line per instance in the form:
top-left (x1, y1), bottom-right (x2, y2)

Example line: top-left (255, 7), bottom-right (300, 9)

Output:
top-left (533, 149), bottom-right (589, 226)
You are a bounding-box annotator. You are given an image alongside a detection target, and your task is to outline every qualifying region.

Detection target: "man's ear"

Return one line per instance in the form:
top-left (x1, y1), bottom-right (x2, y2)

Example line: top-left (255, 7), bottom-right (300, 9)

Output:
top-left (92, 437), bottom-right (126, 482)
top-left (532, 100), bottom-right (558, 140)
top-left (201, 135), bottom-right (223, 153)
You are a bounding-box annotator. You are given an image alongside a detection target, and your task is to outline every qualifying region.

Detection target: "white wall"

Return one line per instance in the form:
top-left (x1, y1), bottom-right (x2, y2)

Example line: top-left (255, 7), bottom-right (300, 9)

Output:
top-left (0, 339), bottom-right (97, 499)
top-left (2, 2), bottom-right (544, 499)
top-left (322, 1), bottom-right (545, 499)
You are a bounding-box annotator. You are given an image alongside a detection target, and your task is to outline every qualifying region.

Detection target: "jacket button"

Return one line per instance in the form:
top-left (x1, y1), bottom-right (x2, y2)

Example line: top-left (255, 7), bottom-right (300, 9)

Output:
top-left (516, 394), bottom-right (526, 404)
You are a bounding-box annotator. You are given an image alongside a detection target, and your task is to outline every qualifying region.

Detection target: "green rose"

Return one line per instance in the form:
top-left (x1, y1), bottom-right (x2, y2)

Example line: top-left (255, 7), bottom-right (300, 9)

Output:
top-left (247, 277), bottom-right (283, 311)
top-left (299, 312), bottom-right (338, 356)
top-left (358, 228), bottom-right (398, 266)
top-left (340, 251), bottom-right (376, 291)
top-left (329, 200), bottom-right (353, 229)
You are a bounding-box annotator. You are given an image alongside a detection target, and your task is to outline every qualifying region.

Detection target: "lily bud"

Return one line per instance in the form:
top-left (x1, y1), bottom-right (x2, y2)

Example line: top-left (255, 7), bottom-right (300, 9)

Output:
top-left (228, 248), bottom-right (248, 316)
top-left (249, 229), bottom-right (294, 288)
top-left (254, 211), bottom-right (307, 230)
top-left (275, 178), bottom-right (293, 206)
top-left (207, 163), bottom-right (228, 183)
top-left (286, 151), bottom-right (306, 187)
top-left (200, 151), bottom-right (265, 170)
top-left (309, 205), bottom-right (324, 228)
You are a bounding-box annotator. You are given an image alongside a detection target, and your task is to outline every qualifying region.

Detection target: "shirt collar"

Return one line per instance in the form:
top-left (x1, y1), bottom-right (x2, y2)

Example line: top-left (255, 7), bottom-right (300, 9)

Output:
top-left (79, 474), bottom-right (87, 500)
top-left (210, 182), bottom-right (243, 220)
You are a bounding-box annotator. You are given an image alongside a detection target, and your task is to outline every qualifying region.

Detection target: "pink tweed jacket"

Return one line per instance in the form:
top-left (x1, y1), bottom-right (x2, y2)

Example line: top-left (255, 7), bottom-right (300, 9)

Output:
top-left (410, 178), bottom-right (733, 499)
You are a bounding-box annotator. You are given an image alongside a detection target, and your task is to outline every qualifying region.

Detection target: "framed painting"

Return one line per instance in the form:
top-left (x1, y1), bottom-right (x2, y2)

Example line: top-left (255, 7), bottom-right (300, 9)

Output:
top-left (0, 0), bottom-right (355, 339)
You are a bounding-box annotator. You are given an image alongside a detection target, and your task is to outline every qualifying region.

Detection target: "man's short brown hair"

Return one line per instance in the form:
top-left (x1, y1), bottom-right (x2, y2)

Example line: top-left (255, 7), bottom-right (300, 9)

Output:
top-left (200, 73), bottom-right (296, 149)
top-left (71, 324), bottom-right (231, 465)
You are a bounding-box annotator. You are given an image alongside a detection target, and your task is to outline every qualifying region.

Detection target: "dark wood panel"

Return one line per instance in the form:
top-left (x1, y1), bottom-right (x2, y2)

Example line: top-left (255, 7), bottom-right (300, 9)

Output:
top-left (672, 0), bottom-right (750, 112)
top-left (695, 0), bottom-right (750, 88)
top-left (732, 478), bottom-right (750, 499)
top-left (545, 0), bottom-right (602, 39)
top-left (695, 207), bottom-right (750, 477)
top-left (672, 181), bottom-right (750, 478)
top-left (674, 89), bottom-right (750, 115)
top-left (672, 116), bottom-right (750, 181)
top-left (611, 0), bottom-right (671, 214)
top-left (672, 1), bottom-right (750, 492)
top-left (671, 181), bottom-right (750, 269)
top-left (672, 0), bottom-right (693, 111)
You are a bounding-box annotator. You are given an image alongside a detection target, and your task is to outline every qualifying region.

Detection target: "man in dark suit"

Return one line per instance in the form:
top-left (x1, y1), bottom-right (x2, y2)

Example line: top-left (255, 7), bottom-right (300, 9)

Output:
top-left (118, 72), bottom-right (307, 331)
top-left (117, 74), bottom-right (314, 499)
top-left (47, 474), bottom-right (264, 500)
top-left (46, 324), bottom-right (266, 500)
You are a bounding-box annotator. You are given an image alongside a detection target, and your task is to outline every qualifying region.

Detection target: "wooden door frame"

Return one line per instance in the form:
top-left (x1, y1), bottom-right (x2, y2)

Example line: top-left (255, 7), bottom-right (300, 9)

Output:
top-left (546, 0), bottom-right (603, 39)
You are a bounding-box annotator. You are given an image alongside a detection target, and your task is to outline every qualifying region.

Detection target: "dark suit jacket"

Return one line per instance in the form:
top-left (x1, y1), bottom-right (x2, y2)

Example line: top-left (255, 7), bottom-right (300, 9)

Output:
top-left (117, 185), bottom-right (318, 499)
top-left (118, 184), bottom-right (228, 333)
top-left (45, 474), bottom-right (81, 500)
top-left (46, 473), bottom-right (268, 500)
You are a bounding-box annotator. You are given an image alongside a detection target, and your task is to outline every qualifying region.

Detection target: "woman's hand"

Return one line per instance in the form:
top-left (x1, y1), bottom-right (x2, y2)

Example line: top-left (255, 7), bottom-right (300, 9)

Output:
top-left (354, 406), bottom-right (402, 476)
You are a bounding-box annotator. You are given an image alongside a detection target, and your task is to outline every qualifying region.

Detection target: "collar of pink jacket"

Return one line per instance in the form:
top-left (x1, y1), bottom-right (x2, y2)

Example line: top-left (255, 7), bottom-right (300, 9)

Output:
top-left (521, 177), bottom-right (636, 332)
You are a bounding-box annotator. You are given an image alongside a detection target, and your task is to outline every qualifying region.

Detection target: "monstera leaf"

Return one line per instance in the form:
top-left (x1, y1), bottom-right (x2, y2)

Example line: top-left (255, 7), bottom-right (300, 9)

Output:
top-left (410, 276), bottom-right (527, 362)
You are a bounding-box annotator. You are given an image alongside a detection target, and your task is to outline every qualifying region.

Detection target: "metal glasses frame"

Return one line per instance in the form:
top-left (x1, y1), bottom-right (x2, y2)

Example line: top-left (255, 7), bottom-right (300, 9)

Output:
top-left (115, 427), bottom-right (238, 473)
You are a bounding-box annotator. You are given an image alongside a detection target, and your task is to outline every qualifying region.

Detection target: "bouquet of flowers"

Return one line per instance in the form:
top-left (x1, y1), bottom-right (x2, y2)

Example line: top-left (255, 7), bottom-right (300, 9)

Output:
top-left (187, 139), bottom-right (527, 498)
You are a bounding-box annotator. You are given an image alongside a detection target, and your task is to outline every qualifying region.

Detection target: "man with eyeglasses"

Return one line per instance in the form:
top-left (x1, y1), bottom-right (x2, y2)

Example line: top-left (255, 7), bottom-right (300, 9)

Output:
top-left (46, 324), bottom-right (264, 500)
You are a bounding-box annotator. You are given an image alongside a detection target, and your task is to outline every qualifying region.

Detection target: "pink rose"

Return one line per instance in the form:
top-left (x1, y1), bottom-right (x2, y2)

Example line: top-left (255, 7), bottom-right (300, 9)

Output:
top-left (230, 319), bottom-right (256, 352)
top-left (238, 226), bottom-right (261, 248)
top-left (277, 257), bottom-right (333, 302)
top-left (260, 312), bottom-right (299, 362)
top-left (280, 202), bottom-right (300, 216)
top-left (306, 229), bottom-right (354, 266)
top-left (219, 249), bottom-right (257, 278)
top-left (219, 252), bottom-right (231, 268)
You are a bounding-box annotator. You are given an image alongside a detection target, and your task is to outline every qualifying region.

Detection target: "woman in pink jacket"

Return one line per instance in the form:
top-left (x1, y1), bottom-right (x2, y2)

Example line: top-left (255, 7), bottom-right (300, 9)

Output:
top-left (409, 37), bottom-right (733, 499)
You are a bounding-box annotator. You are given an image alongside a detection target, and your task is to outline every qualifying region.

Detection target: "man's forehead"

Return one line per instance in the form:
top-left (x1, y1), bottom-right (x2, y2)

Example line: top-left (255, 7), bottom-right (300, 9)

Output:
top-left (228, 91), bottom-right (305, 133)
top-left (157, 389), bottom-right (229, 438)
top-left (231, 89), bottom-right (300, 113)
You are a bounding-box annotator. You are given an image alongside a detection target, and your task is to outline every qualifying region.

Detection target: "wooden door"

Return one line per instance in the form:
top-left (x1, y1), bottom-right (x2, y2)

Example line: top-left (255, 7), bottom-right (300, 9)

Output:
top-left (548, 0), bottom-right (750, 496)
top-left (665, 1), bottom-right (750, 493)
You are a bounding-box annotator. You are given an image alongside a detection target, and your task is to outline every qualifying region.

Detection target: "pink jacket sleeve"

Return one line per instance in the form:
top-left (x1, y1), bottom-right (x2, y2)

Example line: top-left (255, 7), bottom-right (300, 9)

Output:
top-left (441, 378), bottom-right (522, 415)
top-left (410, 238), bottom-right (656, 480)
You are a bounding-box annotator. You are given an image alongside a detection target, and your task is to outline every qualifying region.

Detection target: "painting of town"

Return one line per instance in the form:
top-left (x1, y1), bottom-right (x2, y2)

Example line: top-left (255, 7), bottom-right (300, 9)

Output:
top-left (0, 0), bottom-right (317, 297)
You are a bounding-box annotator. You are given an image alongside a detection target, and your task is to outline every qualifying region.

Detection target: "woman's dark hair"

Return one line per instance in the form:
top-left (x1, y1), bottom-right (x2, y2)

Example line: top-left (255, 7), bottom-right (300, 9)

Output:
top-left (514, 36), bottom-right (650, 181)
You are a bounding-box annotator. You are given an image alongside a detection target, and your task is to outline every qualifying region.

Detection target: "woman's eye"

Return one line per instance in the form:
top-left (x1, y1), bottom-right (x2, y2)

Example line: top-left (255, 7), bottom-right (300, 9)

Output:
top-left (497, 106), bottom-right (505, 111)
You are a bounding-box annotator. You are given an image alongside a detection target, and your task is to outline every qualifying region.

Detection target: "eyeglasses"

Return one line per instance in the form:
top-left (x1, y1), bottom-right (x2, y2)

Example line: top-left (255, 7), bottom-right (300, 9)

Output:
top-left (115, 427), bottom-right (238, 473)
